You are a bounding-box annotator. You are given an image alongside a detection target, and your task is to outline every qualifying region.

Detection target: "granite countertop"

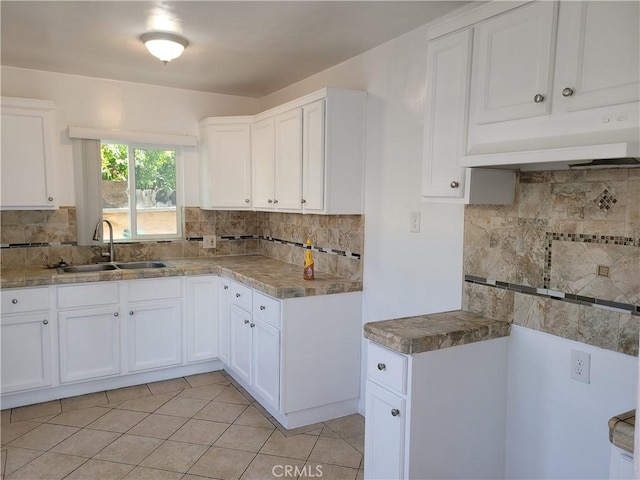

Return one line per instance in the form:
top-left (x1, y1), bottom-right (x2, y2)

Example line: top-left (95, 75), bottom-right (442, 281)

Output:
top-left (0, 255), bottom-right (362, 299)
top-left (609, 410), bottom-right (635, 454)
top-left (364, 310), bottom-right (510, 355)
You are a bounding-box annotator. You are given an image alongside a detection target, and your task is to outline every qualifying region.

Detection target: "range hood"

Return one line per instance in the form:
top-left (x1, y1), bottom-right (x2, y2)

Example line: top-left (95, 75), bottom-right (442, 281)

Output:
top-left (460, 132), bottom-right (640, 171)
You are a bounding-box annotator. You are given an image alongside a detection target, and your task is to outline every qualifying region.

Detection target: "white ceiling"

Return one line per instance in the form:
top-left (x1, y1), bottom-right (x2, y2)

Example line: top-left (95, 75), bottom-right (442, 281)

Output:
top-left (1, 1), bottom-right (470, 98)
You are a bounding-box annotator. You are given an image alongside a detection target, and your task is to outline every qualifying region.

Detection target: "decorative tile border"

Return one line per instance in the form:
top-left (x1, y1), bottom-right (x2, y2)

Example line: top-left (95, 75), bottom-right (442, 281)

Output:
top-left (465, 275), bottom-right (640, 317)
top-left (543, 232), bottom-right (640, 288)
top-left (219, 234), bottom-right (362, 259)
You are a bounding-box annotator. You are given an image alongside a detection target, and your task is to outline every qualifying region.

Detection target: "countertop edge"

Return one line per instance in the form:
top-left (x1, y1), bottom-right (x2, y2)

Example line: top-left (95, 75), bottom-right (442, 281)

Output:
top-left (609, 410), bottom-right (635, 454)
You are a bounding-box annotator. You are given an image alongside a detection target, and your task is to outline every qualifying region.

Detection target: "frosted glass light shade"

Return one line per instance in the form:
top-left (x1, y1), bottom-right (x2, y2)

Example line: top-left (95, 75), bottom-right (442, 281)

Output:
top-left (141, 32), bottom-right (189, 63)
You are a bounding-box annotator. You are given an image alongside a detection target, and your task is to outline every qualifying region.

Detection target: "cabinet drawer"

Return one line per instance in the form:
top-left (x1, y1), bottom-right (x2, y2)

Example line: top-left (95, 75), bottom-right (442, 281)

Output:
top-left (57, 283), bottom-right (119, 309)
top-left (367, 342), bottom-right (407, 394)
top-left (127, 278), bottom-right (182, 302)
top-left (253, 291), bottom-right (281, 328)
top-left (229, 281), bottom-right (252, 311)
top-left (1, 287), bottom-right (49, 314)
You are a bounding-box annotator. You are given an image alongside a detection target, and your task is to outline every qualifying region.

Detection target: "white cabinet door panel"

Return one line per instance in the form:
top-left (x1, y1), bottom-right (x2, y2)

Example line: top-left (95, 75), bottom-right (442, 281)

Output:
top-left (471, 1), bottom-right (557, 124)
top-left (229, 305), bottom-right (252, 385)
top-left (1, 314), bottom-right (52, 392)
top-left (251, 118), bottom-right (276, 209)
top-left (302, 100), bottom-right (325, 212)
top-left (554, 1), bottom-right (640, 112)
top-left (364, 381), bottom-right (406, 480)
top-left (186, 276), bottom-right (218, 363)
top-left (252, 319), bottom-right (280, 410)
top-left (58, 307), bottom-right (120, 383)
top-left (218, 278), bottom-right (231, 364)
top-left (274, 109), bottom-right (303, 211)
top-left (127, 301), bottom-right (182, 371)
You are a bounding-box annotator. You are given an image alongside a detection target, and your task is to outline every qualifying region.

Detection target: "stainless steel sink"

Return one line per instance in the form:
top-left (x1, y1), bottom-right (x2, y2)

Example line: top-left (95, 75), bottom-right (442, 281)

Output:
top-left (57, 261), bottom-right (167, 273)
top-left (58, 263), bottom-right (118, 273)
top-left (114, 261), bottom-right (167, 269)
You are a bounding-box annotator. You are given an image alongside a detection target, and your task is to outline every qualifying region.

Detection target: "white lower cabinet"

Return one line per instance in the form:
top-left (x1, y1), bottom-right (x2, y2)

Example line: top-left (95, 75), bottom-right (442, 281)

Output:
top-left (609, 445), bottom-right (634, 480)
top-left (222, 278), bottom-right (361, 429)
top-left (186, 276), bottom-right (219, 363)
top-left (58, 306), bottom-right (121, 383)
top-left (1, 287), bottom-right (52, 393)
top-left (364, 338), bottom-right (509, 480)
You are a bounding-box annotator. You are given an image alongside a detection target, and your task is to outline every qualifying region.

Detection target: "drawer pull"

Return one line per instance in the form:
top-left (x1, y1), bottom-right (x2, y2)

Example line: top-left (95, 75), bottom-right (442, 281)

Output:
top-left (224, 285), bottom-right (229, 290)
top-left (42, 320), bottom-right (48, 325)
top-left (450, 181), bottom-right (459, 189)
top-left (244, 319), bottom-right (250, 325)
top-left (562, 87), bottom-right (574, 97)
top-left (129, 311), bottom-right (134, 316)
top-left (11, 299), bottom-right (18, 304)
top-left (236, 293), bottom-right (241, 298)
top-left (114, 312), bottom-right (119, 317)
top-left (533, 93), bottom-right (545, 103)
top-left (260, 305), bottom-right (266, 310)
top-left (391, 409), bottom-right (400, 417)
top-left (250, 323), bottom-right (255, 328)
top-left (377, 363), bottom-right (386, 371)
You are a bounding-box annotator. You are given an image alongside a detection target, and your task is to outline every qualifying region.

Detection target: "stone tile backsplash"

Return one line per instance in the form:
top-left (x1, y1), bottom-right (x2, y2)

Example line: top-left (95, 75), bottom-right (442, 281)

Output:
top-left (463, 168), bottom-right (640, 356)
top-left (0, 207), bottom-right (363, 280)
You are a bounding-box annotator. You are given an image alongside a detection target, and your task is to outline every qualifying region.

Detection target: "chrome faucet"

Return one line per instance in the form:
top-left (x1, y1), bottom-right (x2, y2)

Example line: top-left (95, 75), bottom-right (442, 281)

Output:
top-left (92, 219), bottom-right (115, 262)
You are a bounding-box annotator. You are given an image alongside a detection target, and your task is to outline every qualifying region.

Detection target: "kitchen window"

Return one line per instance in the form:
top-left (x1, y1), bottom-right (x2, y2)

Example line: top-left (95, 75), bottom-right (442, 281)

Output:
top-left (100, 142), bottom-right (182, 241)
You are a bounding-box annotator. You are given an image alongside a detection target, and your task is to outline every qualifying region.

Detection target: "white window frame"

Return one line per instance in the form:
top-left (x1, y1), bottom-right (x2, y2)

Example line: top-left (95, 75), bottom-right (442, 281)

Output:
top-left (101, 140), bottom-right (184, 242)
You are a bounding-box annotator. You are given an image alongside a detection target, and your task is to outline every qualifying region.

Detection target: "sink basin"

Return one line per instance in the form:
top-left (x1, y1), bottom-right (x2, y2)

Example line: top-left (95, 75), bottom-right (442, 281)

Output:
top-left (114, 261), bottom-right (167, 269)
top-left (58, 263), bottom-right (118, 273)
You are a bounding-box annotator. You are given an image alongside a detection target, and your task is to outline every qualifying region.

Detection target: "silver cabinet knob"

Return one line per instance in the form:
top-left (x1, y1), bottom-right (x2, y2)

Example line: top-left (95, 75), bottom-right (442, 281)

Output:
top-left (114, 312), bottom-right (119, 317)
top-left (250, 323), bottom-right (255, 328)
top-left (129, 311), bottom-right (134, 316)
top-left (224, 285), bottom-right (229, 290)
top-left (236, 293), bottom-right (241, 298)
top-left (533, 93), bottom-right (545, 103)
top-left (260, 305), bottom-right (266, 310)
top-left (450, 181), bottom-right (459, 189)
top-left (391, 409), bottom-right (400, 417)
top-left (42, 320), bottom-right (48, 325)
top-left (562, 87), bottom-right (574, 97)
top-left (244, 319), bottom-right (250, 325)
top-left (301, 199), bottom-right (306, 204)
top-left (377, 363), bottom-right (386, 371)
top-left (245, 198), bottom-right (250, 203)
top-left (11, 299), bottom-right (18, 304)
top-left (268, 199), bottom-right (273, 204)
top-left (48, 197), bottom-right (54, 202)
top-left (273, 199), bottom-right (278, 204)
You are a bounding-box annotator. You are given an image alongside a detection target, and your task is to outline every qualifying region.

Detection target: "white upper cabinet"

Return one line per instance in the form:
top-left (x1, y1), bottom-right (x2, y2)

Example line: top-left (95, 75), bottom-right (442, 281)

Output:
top-left (469, 2), bottom-right (557, 125)
top-left (301, 100), bottom-right (326, 212)
top-left (422, 29), bottom-right (515, 204)
top-left (199, 117), bottom-right (252, 210)
top-left (251, 117), bottom-right (276, 209)
top-left (553, 1), bottom-right (640, 113)
top-left (464, 1), bottom-right (640, 164)
top-left (1, 97), bottom-right (57, 209)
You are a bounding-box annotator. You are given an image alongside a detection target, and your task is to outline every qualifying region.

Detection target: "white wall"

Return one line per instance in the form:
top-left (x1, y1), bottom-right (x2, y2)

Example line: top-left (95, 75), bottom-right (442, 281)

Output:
top-left (0, 66), bottom-right (260, 206)
top-left (506, 326), bottom-right (637, 479)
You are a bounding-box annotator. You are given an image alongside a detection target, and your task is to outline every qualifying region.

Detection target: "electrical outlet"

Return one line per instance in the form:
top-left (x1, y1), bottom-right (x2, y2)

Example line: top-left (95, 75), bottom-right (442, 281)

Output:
top-left (410, 211), bottom-right (421, 233)
top-left (571, 349), bottom-right (591, 384)
top-left (203, 235), bottom-right (216, 249)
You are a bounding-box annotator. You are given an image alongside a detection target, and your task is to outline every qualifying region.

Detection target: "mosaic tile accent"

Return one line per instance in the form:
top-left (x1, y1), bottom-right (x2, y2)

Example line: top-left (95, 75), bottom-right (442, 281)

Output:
top-left (594, 189), bottom-right (618, 212)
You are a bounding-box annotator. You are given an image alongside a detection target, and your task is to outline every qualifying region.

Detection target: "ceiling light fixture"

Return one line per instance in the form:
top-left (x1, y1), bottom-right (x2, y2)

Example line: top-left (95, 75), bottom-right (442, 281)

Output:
top-left (140, 32), bottom-right (189, 64)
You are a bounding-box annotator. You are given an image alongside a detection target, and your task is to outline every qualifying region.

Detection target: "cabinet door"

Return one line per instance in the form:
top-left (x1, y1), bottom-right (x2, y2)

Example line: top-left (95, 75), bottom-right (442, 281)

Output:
top-left (229, 305), bottom-right (252, 385)
top-left (1, 314), bottom-right (52, 392)
top-left (218, 277), bottom-right (231, 364)
top-left (554, 1), bottom-right (640, 112)
top-left (470, 2), bottom-right (557, 125)
top-left (58, 306), bottom-right (120, 383)
top-left (252, 319), bottom-right (280, 410)
top-left (1, 99), bottom-right (57, 209)
top-left (422, 29), bottom-right (471, 199)
top-left (302, 100), bottom-right (325, 212)
top-left (186, 276), bottom-right (219, 363)
top-left (200, 122), bottom-right (252, 209)
top-left (251, 118), bottom-right (276, 209)
top-left (364, 381), bottom-right (406, 480)
top-left (274, 109), bottom-right (303, 211)
top-left (127, 301), bottom-right (182, 371)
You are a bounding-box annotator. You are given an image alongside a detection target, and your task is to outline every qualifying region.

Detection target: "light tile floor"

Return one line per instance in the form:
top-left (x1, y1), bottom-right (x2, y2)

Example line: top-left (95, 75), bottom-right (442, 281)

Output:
top-left (1, 371), bottom-right (365, 480)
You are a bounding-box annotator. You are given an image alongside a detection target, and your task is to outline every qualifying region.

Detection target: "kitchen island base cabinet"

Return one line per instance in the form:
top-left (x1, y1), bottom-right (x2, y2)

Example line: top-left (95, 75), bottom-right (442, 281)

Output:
top-left (364, 337), bottom-right (509, 480)
top-left (223, 283), bottom-right (362, 429)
